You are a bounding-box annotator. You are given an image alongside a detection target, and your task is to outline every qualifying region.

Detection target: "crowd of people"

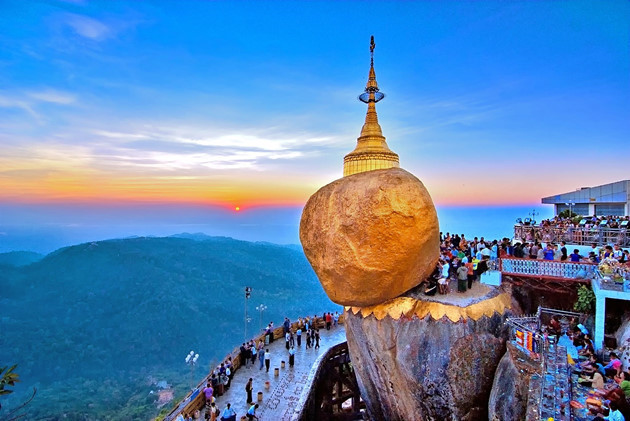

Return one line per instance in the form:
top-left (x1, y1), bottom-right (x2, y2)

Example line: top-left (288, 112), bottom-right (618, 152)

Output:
top-left (539, 215), bottom-right (630, 230)
top-left (175, 312), bottom-right (341, 421)
top-left (516, 215), bottom-right (630, 247)
top-left (429, 231), bottom-right (630, 294)
top-left (544, 317), bottom-right (630, 420)
top-left (510, 240), bottom-right (630, 275)
top-left (426, 233), bottom-right (502, 295)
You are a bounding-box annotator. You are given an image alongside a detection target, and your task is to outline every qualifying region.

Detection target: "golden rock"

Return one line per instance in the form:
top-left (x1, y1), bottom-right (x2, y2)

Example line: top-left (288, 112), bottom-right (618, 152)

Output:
top-left (299, 167), bottom-right (439, 307)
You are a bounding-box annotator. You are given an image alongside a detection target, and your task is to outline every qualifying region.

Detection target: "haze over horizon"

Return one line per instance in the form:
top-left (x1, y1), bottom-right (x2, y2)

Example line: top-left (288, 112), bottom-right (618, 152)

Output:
top-left (1, 1), bottom-right (628, 251)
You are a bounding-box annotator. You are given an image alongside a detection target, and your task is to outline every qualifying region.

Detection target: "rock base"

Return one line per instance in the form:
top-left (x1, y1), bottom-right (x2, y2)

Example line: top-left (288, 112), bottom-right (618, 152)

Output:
top-left (344, 288), bottom-right (515, 421)
top-left (488, 342), bottom-right (540, 421)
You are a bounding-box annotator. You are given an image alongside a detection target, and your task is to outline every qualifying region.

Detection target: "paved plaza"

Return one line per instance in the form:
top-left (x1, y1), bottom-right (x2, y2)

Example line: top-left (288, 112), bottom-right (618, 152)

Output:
top-left (205, 326), bottom-right (347, 421)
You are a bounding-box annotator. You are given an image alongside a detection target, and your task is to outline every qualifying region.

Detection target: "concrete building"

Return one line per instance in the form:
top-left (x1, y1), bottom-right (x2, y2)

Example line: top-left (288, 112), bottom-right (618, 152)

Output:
top-left (541, 180), bottom-right (630, 217)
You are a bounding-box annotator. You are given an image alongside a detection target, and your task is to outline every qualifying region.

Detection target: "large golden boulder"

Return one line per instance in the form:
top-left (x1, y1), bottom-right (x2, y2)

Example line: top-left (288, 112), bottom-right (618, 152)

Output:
top-left (299, 167), bottom-right (439, 307)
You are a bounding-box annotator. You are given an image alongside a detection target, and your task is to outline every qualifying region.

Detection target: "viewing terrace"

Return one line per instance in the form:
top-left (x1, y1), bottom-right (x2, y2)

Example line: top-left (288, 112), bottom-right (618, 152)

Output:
top-left (165, 319), bottom-right (363, 421)
top-left (514, 223), bottom-right (630, 247)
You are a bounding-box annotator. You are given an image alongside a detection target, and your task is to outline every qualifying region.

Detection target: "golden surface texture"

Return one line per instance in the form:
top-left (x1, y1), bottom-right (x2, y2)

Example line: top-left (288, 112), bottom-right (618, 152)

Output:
top-left (346, 292), bottom-right (512, 322)
top-left (343, 55), bottom-right (399, 177)
top-left (299, 167), bottom-right (439, 307)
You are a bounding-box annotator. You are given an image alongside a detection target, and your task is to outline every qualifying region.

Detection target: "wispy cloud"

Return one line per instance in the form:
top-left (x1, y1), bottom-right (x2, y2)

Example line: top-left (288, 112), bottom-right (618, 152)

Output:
top-left (84, 123), bottom-right (326, 172)
top-left (0, 89), bottom-right (77, 121)
top-left (64, 14), bottom-right (112, 41)
top-left (0, 95), bottom-right (39, 119)
top-left (28, 89), bottom-right (76, 105)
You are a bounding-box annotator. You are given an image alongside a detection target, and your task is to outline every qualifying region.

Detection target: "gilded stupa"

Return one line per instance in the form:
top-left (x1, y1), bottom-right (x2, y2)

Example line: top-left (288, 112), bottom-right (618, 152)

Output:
top-left (300, 35), bottom-right (440, 307)
top-left (301, 37), bottom-right (515, 421)
top-left (343, 36), bottom-right (399, 177)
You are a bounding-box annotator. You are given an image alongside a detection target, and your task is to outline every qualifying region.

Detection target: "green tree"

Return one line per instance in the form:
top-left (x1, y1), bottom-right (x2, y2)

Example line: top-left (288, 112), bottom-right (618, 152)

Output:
top-left (0, 365), bottom-right (36, 421)
top-left (573, 285), bottom-right (595, 313)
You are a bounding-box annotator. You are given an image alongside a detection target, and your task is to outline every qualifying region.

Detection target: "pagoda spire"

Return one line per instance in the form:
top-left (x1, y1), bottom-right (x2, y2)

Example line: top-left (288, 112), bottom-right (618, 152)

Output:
top-left (343, 36), bottom-right (399, 177)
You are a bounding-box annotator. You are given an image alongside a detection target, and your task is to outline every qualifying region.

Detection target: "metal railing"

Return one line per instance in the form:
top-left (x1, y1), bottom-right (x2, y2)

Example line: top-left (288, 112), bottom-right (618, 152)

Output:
top-left (164, 316), bottom-right (337, 421)
top-left (291, 341), bottom-right (364, 421)
top-left (514, 224), bottom-right (629, 247)
top-left (500, 257), bottom-right (597, 279)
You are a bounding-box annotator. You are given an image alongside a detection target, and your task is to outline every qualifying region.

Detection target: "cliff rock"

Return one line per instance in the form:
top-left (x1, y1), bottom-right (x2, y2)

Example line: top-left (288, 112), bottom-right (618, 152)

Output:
top-left (344, 289), bottom-right (513, 420)
top-left (615, 315), bottom-right (630, 371)
top-left (488, 342), bottom-right (539, 421)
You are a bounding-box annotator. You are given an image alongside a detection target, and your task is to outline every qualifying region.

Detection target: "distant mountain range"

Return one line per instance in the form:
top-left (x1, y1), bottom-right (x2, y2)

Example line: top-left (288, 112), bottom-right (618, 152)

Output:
top-left (0, 250), bottom-right (44, 267)
top-left (0, 235), bottom-right (339, 420)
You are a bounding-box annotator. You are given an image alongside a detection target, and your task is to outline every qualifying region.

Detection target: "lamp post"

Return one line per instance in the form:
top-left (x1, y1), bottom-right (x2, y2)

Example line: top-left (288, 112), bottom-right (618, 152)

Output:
top-left (565, 201), bottom-right (573, 218)
top-left (529, 209), bottom-right (539, 225)
top-left (185, 350), bottom-right (199, 391)
top-left (244, 287), bottom-right (252, 340)
top-left (256, 304), bottom-right (267, 332)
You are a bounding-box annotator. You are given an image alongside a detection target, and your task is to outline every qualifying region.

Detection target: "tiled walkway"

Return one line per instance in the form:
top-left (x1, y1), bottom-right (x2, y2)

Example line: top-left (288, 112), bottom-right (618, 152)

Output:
top-left (205, 326), bottom-right (347, 420)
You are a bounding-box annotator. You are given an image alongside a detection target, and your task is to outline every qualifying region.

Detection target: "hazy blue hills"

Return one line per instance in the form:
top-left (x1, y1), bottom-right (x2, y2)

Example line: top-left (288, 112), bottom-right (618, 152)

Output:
top-left (0, 250), bottom-right (44, 267)
top-left (0, 236), bottom-right (339, 420)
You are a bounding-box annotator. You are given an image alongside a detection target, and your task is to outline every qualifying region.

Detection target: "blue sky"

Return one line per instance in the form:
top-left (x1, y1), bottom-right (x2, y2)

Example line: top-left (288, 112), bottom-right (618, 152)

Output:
top-left (0, 0), bottom-right (628, 249)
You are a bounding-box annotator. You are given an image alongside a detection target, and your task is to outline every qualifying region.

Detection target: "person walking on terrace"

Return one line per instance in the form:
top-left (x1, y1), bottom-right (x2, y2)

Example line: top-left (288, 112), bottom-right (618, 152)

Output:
top-left (245, 377), bottom-right (253, 404)
top-left (289, 345), bottom-right (295, 367)
top-left (250, 344), bottom-right (257, 366)
top-left (457, 264), bottom-right (468, 292)
top-left (258, 347), bottom-right (265, 370)
top-left (265, 349), bottom-right (271, 372)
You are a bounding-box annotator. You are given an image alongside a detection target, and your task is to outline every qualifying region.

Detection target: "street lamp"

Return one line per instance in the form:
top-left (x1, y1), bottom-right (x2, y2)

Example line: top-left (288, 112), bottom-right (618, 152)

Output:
top-left (565, 201), bottom-right (574, 218)
top-left (185, 350), bottom-right (199, 391)
top-left (256, 304), bottom-right (267, 332)
top-left (529, 209), bottom-right (539, 225)
top-left (244, 287), bottom-right (252, 340)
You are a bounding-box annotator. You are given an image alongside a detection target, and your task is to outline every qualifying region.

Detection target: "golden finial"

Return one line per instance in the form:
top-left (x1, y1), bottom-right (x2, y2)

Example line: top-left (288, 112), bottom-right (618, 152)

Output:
top-left (343, 36), bottom-right (399, 177)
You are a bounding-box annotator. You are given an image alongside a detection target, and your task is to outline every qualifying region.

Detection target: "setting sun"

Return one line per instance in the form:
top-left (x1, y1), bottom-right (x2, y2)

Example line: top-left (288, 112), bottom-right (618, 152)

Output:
top-left (235, 206), bottom-right (240, 211)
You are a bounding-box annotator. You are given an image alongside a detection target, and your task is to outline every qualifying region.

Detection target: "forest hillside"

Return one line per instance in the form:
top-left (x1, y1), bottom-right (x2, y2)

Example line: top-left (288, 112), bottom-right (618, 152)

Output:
top-left (0, 235), bottom-right (338, 420)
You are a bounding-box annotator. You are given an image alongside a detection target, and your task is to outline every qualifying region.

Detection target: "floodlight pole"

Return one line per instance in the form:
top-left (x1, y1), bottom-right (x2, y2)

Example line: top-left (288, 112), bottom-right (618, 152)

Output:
top-left (244, 287), bottom-right (252, 340)
top-left (256, 304), bottom-right (267, 332)
top-left (185, 350), bottom-right (199, 391)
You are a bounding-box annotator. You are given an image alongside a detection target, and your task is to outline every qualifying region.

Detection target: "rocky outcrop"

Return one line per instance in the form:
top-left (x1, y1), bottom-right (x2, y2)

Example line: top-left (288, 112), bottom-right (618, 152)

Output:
top-left (488, 342), bottom-right (539, 421)
top-left (615, 315), bottom-right (630, 371)
top-left (299, 167), bottom-right (439, 307)
top-left (344, 289), bottom-right (513, 421)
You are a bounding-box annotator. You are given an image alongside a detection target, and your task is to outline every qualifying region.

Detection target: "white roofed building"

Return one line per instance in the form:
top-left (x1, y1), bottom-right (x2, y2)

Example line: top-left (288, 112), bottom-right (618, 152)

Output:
top-left (542, 180), bottom-right (630, 217)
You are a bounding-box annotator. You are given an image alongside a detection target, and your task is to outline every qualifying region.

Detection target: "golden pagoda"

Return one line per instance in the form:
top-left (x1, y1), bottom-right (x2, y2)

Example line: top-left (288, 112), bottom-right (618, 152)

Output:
top-left (343, 36), bottom-right (399, 177)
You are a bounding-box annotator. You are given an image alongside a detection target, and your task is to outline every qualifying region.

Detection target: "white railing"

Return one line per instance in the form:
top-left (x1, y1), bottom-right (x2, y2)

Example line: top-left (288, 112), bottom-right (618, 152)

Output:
top-left (500, 258), bottom-right (596, 279)
top-left (514, 224), bottom-right (629, 247)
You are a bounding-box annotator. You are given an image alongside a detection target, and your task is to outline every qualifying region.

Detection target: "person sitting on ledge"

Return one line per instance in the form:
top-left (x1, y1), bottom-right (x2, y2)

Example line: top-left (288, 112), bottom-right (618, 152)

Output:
top-left (220, 403), bottom-right (237, 421)
top-left (618, 372), bottom-right (630, 400)
top-left (246, 403), bottom-right (259, 420)
top-left (579, 369), bottom-right (605, 389)
top-left (593, 400), bottom-right (624, 421)
top-left (604, 353), bottom-right (623, 378)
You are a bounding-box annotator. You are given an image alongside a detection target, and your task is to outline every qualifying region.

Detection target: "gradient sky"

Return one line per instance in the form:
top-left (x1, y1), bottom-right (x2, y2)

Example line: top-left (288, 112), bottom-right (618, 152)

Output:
top-left (0, 1), bottom-right (628, 250)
